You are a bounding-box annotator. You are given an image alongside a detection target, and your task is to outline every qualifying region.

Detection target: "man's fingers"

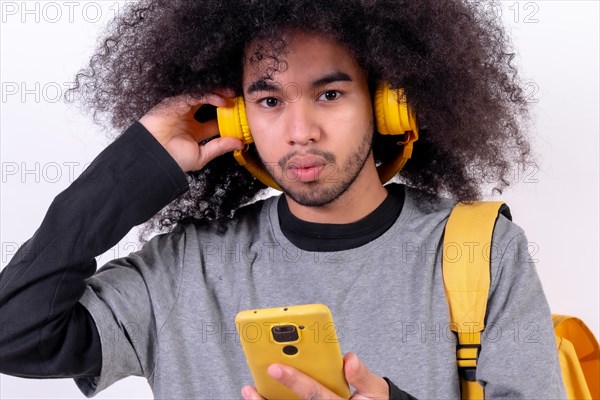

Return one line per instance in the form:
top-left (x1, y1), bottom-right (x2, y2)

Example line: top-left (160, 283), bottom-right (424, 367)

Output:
top-left (344, 353), bottom-right (389, 398)
top-left (267, 364), bottom-right (341, 400)
top-left (153, 92), bottom-right (231, 117)
top-left (242, 357), bottom-right (388, 400)
top-left (195, 137), bottom-right (243, 169)
top-left (190, 119), bottom-right (219, 143)
top-left (241, 385), bottom-right (265, 400)
top-left (211, 87), bottom-right (237, 99)
top-left (179, 92), bottom-right (231, 107)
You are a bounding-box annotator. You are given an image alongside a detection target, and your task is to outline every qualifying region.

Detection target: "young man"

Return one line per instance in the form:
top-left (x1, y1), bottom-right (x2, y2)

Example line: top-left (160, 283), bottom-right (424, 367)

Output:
top-left (0, 1), bottom-right (566, 399)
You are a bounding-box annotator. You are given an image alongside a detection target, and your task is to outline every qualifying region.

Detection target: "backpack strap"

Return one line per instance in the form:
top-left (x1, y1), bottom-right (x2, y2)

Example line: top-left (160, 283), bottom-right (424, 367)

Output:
top-left (442, 201), bottom-right (510, 400)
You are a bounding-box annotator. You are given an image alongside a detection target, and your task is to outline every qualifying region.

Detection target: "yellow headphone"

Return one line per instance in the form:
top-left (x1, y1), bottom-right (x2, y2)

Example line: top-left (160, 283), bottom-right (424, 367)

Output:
top-left (217, 82), bottom-right (419, 190)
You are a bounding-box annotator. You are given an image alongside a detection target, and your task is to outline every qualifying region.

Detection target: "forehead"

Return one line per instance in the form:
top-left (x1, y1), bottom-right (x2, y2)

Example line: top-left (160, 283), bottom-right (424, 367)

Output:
top-left (242, 32), bottom-right (363, 85)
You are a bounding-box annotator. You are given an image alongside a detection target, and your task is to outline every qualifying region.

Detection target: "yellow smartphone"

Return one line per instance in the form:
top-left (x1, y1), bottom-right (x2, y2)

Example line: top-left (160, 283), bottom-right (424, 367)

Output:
top-left (235, 304), bottom-right (351, 400)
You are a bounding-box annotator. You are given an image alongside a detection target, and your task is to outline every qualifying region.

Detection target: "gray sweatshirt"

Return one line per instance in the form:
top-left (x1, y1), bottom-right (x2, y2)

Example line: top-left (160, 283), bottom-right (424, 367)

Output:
top-left (72, 135), bottom-right (565, 398)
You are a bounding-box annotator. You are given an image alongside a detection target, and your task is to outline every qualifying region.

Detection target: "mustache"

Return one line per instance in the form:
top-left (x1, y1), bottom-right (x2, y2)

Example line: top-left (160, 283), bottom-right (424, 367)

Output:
top-left (278, 149), bottom-right (337, 170)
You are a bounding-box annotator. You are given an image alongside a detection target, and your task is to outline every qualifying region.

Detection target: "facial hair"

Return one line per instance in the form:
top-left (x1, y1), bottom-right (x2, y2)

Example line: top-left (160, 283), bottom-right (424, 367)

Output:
top-left (261, 128), bottom-right (374, 208)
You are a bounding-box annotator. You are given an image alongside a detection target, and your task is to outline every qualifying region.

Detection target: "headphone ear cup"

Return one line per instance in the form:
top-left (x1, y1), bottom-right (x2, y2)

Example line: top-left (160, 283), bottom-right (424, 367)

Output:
top-left (374, 82), bottom-right (419, 183)
top-left (216, 97), bottom-right (281, 190)
top-left (374, 84), bottom-right (391, 134)
top-left (374, 82), bottom-right (417, 135)
top-left (217, 97), bottom-right (253, 144)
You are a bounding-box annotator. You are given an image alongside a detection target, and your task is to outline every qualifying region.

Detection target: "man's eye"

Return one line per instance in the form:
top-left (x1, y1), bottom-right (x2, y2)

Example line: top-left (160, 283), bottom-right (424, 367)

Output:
top-left (259, 97), bottom-right (279, 108)
top-left (320, 90), bottom-right (341, 101)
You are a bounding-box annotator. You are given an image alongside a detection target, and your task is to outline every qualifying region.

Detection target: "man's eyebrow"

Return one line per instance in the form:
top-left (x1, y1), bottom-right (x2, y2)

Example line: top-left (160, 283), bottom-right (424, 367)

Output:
top-left (246, 79), bottom-right (282, 96)
top-left (246, 71), bottom-right (353, 96)
top-left (310, 71), bottom-right (352, 90)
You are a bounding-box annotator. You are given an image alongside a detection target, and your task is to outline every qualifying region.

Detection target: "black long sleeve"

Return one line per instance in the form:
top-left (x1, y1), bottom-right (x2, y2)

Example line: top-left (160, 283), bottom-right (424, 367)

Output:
top-left (0, 122), bottom-right (189, 378)
top-left (384, 377), bottom-right (419, 400)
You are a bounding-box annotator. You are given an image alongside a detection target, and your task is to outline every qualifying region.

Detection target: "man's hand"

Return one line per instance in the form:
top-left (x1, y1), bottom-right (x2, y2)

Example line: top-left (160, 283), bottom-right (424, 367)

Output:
top-left (139, 91), bottom-right (244, 172)
top-left (241, 352), bottom-right (390, 400)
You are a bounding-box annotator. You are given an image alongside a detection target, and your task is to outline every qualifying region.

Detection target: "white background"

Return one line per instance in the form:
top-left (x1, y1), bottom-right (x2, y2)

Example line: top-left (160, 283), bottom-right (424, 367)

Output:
top-left (1, 1), bottom-right (598, 399)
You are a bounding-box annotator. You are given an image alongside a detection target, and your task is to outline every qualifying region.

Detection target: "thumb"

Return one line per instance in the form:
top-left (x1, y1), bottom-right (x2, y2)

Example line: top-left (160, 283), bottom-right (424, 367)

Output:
top-left (196, 137), bottom-right (244, 170)
top-left (344, 353), bottom-right (389, 399)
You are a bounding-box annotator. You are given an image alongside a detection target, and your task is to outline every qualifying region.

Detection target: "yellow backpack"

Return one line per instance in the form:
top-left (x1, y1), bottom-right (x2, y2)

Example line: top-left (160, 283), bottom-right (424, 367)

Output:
top-left (442, 202), bottom-right (600, 399)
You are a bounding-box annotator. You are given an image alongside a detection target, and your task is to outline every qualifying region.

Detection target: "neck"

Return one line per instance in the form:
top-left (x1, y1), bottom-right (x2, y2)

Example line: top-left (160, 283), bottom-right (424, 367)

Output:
top-left (285, 160), bottom-right (388, 224)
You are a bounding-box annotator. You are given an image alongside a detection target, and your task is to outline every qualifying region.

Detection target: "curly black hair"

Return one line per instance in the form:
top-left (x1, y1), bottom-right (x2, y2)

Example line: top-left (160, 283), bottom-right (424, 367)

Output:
top-left (67, 0), bottom-right (533, 242)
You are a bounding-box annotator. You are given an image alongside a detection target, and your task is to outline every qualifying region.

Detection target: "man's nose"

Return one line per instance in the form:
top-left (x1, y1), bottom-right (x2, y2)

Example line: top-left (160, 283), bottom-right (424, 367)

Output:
top-left (283, 101), bottom-right (321, 145)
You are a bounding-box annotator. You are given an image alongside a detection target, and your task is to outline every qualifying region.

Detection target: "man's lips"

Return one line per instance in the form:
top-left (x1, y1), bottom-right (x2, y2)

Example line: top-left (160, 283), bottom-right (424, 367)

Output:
top-left (285, 155), bottom-right (328, 182)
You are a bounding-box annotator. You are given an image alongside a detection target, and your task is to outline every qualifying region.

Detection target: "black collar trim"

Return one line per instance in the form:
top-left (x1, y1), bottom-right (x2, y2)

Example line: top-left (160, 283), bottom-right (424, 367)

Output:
top-left (277, 184), bottom-right (404, 252)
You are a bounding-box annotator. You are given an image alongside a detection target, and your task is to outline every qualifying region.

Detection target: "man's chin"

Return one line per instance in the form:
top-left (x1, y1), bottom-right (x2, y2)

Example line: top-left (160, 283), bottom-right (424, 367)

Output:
top-left (278, 181), bottom-right (349, 208)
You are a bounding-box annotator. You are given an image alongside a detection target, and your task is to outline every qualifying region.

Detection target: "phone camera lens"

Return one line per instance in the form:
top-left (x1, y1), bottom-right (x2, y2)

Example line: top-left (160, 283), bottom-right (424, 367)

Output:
top-left (272, 325), bottom-right (299, 342)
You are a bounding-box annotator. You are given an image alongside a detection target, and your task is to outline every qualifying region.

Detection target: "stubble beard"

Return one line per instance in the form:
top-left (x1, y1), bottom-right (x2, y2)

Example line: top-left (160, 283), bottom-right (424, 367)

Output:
top-left (261, 130), bottom-right (374, 208)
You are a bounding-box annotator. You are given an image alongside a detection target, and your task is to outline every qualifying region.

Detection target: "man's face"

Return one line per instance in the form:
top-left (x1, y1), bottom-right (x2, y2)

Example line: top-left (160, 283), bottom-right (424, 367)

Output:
top-left (242, 32), bottom-right (376, 207)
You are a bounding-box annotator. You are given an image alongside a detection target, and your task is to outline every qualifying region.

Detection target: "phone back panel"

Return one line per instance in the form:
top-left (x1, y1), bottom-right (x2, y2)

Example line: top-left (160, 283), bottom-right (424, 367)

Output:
top-left (235, 304), bottom-right (350, 400)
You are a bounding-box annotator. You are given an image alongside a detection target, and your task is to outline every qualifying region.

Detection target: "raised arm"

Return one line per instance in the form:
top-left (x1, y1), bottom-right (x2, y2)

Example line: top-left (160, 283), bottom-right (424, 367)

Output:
top-left (0, 92), bottom-right (242, 378)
